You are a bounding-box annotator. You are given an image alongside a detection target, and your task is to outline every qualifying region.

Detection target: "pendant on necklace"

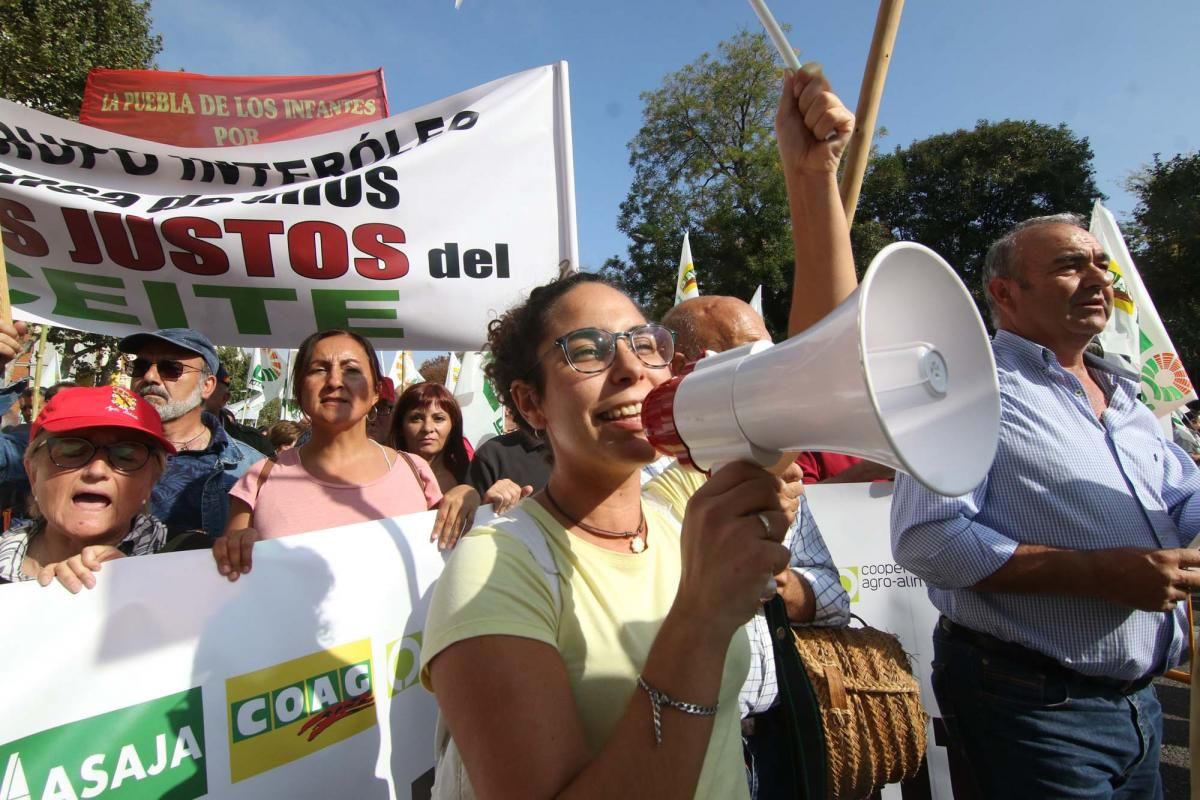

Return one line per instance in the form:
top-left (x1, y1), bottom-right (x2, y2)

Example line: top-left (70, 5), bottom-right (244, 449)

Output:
top-left (630, 537), bottom-right (646, 554)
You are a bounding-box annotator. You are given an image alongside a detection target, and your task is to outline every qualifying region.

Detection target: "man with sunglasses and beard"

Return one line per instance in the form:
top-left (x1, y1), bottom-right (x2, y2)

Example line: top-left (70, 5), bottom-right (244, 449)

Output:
top-left (118, 328), bottom-right (264, 539)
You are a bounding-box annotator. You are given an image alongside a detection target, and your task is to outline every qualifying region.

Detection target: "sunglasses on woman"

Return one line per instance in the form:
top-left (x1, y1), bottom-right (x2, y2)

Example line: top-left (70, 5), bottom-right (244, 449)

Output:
top-left (35, 437), bottom-right (154, 473)
top-left (549, 324), bottom-right (676, 374)
top-left (131, 357), bottom-right (204, 381)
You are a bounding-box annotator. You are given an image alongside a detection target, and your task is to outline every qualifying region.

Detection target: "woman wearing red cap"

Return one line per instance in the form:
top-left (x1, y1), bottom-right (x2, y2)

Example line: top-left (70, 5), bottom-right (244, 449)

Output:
top-left (0, 386), bottom-right (175, 589)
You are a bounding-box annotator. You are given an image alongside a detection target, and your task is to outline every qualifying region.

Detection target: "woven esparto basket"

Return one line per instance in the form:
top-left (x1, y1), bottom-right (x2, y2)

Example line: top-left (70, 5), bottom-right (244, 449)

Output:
top-left (791, 621), bottom-right (928, 800)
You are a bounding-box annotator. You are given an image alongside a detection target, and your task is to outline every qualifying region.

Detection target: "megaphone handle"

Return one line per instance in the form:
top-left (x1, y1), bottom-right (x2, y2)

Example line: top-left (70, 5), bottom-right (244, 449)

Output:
top-left (710, 460), bottom-right (784, 603)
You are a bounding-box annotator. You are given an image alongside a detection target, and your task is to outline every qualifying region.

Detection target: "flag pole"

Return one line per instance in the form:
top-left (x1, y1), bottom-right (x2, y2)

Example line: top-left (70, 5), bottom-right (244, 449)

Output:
top-left (30, 325), bottom-right (49, 417)
top-left (0, 227), bottom-right (10, 326)
top-left (838, 0), bottom-right (904, 225)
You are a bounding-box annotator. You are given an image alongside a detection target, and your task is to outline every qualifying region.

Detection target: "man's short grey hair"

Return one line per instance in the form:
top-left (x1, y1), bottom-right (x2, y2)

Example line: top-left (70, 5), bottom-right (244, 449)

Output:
top-left (981, 212), bottom-right (1087, 325)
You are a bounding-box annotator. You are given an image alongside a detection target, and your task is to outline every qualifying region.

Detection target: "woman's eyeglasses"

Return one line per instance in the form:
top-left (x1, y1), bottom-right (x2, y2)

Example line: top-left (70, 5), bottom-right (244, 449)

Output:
top-left (36, 437), bottom-right (153, 473)
top-left (131, 358), bottom-right (203, 381)
top-left (549, 324), bottom-right (676, 374)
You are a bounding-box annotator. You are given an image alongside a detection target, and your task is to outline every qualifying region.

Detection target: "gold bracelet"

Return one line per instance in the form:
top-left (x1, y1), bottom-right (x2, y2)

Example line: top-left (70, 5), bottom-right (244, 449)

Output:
top-left (637, 676), bottom-right (718, 745)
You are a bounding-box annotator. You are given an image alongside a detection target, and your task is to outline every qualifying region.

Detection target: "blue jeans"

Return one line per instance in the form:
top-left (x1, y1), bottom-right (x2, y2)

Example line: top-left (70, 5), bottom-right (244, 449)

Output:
top-left (931, 622), bottom-right (1163, 800)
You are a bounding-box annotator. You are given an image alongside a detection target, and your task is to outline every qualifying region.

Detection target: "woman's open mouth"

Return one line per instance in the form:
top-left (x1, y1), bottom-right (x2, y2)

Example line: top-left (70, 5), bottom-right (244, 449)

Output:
top-left (72, 492), bottom-right (112, 510)
top-left (596, 403), bottom-right (643, 425)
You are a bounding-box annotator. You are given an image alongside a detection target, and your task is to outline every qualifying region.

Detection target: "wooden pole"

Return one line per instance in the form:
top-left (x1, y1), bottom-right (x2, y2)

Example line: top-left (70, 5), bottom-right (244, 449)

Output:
top-left (0, 226), bottom-right (11, 326)
top-left (838, 0), bottom-right (905, 226)
top-left (30, 324), bottom-right (49, 417)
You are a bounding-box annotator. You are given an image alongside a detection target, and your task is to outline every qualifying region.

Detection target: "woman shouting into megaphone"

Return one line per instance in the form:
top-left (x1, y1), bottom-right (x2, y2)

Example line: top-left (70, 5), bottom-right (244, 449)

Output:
top-left (418, 68), bottom-right (855, 800)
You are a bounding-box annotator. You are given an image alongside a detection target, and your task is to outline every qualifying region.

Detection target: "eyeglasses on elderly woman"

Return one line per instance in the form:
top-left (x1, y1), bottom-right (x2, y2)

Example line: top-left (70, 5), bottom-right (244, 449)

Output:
top-left (540, 323), bottom-right (676, 375)
top-left (33, 436), bottom-right (155, 473)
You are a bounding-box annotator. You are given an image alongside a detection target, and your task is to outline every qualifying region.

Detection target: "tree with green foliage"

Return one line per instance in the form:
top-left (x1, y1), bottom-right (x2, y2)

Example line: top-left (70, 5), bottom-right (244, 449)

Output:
top-left (602, 31), bottom-right (796, 337)
top-left (855, 120), bottom-right (1102, 318)
top-left (216, 346), bottom-right (251, 399)
top-left (1125, 153), bottom-right (1200, 374)
top-left (2, 0), bottom-right (163, 377)
top-left (0, 0), bottom-right (162, 118)
top-left (603, 32), bottom-right (1103, 336)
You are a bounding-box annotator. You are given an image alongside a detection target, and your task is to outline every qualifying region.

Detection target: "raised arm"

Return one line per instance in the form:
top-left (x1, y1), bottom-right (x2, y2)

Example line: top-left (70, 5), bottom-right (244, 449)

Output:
top-left (775, 69), bottom-right (857, 337)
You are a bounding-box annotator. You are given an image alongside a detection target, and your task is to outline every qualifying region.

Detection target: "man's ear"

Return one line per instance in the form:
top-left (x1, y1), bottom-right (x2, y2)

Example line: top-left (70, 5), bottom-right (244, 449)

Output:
top-left (988, 277), bottom-right (1015, 318)
top-left (669, 352), bottom-right (690, 376)
top-left (200, 374), bottom-right (218, 401)
top-left (510, 380), bottom-right (546, 431)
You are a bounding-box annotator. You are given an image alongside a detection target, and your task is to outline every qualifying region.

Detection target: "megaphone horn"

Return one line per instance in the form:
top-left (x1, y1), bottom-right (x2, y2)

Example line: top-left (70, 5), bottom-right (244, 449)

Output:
top-left (643, 242), bottom-right (1001, 497)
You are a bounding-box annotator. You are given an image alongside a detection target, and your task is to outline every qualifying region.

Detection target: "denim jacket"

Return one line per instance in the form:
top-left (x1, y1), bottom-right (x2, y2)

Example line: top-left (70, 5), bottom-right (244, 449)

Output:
top-left (152, 412), bottom-right (264, 539)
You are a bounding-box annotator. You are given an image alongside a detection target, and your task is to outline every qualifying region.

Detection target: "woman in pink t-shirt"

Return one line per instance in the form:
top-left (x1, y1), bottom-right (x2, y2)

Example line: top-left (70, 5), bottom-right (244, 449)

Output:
top-left (212, 330), bottom-right (481, 581)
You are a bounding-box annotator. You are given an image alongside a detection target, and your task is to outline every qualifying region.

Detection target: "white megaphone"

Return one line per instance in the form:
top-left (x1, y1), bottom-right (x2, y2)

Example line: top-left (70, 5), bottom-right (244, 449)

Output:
top-left (643, 242), bottom-right (1000, 497)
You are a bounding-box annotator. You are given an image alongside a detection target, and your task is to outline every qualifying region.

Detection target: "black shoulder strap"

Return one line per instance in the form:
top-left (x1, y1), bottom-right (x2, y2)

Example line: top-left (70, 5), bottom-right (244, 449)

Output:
top-left (763, 594), bottom-right (828, 800)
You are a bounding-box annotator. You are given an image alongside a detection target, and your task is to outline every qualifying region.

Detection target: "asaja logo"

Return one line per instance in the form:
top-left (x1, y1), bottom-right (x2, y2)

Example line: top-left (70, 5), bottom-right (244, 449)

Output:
top-left (249, 349), bottom-right (285, 387)
top-left (385, 632), bottom-right (424, 697)
top-left (226, 640), bottom-right (375, 783)
top-left (838, 566), bottom-right (860, 603)
top-left (0, 687), bottom-right (206, 800)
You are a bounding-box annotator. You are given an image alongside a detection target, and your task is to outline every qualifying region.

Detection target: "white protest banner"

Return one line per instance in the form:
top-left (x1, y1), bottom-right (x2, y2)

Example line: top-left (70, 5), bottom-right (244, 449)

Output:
top-left (0, 483), bottom-right (946, 799)
top-left (0, 63), bottom-right (577, 350)
top-left (0, 508), bottom-right (466, 800)
top-left (804, 482), bottom-right (953, 800)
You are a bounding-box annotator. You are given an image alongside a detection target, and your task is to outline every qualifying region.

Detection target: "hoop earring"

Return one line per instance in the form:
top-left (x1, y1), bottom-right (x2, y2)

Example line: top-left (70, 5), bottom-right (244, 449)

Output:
top-left (367, 407), bottom-right (379, 423)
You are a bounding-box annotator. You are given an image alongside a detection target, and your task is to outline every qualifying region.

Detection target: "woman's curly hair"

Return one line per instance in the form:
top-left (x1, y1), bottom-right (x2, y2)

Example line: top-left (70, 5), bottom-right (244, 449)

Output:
top-left (484, 272), bottom-right (618, 436)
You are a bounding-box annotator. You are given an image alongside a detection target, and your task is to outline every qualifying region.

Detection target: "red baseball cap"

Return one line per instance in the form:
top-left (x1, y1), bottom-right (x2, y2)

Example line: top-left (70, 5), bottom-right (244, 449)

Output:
top-left (379, 377), bottom-right (397, 403)
top-left (32, 386), bottom-right (177, 454)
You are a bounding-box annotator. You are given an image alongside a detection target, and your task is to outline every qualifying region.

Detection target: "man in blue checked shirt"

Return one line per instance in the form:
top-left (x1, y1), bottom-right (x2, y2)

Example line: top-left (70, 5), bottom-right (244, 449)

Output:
top-left (892, 213), bottom-right (1200, 800)
top-left (660, 295), bottom-right (850, 800)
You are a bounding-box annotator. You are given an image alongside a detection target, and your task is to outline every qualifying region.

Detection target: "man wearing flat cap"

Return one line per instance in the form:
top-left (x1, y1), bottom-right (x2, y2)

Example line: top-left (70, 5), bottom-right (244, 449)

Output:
top-left (119, 328), bottom-right (264, 538)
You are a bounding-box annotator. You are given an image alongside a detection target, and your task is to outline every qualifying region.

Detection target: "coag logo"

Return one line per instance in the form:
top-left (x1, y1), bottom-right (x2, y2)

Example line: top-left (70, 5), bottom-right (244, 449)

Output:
top-left (226, 640), bottom-right (375, 783)
top-left (385, 632), bottom-right (423, 697)
top-left (838, 566), bottom-right (860, 603)
top-left (0, 688), bottom-right (206, 800)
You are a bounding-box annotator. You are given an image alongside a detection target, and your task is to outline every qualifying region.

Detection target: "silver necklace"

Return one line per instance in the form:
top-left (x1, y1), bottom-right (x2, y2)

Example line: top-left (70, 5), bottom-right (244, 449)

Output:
top-left (169, 427), bottom-right (208, 451)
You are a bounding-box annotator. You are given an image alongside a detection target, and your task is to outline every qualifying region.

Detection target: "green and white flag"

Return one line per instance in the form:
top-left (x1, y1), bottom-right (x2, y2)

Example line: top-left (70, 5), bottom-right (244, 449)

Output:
top-left (1091, 201), bottom-right (1195, 416)
top-left (453, 351), bottom-right (505, 446)
top-left (247, 348), bottom-right (288, 402)
top-left (673, 231), bottom-right (700, 306)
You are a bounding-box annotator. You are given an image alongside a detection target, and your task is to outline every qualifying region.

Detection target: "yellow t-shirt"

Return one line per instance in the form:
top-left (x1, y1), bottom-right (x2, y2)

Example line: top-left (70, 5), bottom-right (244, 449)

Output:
top-left (420, 497), bottom-right (750, 799)
top-left (642, 462), bottom-right (707, 511)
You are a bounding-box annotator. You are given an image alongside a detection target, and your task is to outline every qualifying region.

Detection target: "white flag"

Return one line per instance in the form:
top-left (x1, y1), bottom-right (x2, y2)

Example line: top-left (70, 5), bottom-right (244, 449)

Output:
top-left (248, 348), bottom-right (288, 403)
top-left (674, 231), bottom-right (700, 306)
top-left (36, 346), bottom-right (61, 389)
top-left (229, 392), bottom-right (266, 424)
top-left (749, 285), bottom-right (763, 318)
top-left (445, 352), bottom-right (463, 392)
top-left (390, 351), bottom-right (425, 390)
top-left (1091, 201), bottom-right (1196, 416)
top-left (453, 351), bottom-right (505, 447)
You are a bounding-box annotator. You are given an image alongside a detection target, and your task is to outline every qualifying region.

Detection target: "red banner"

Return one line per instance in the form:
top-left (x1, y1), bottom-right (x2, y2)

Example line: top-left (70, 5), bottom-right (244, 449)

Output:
top-left (79, 68), bottom-right (389, 147)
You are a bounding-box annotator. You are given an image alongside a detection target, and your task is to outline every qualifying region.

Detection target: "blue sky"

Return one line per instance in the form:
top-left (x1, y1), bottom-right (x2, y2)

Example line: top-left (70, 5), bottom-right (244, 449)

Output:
top-left (153, 0), bottom-right (1198, 274)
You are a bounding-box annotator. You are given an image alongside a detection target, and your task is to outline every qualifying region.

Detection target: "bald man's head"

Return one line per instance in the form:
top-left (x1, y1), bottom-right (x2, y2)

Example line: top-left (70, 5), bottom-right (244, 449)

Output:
top-left (662, 296), bottom-right (771, 369)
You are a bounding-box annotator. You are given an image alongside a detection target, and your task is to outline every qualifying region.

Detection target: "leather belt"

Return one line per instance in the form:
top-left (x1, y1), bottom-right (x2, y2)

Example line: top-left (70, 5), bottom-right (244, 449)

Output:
top-left (938, 616), bottom-right (1154, 696)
